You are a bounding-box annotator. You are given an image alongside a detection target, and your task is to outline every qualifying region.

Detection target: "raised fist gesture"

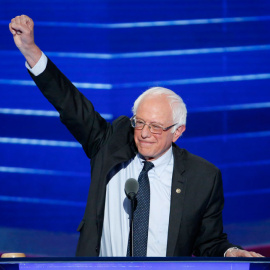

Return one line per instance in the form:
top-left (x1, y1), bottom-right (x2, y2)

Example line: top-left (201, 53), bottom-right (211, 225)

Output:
top-left (9, 15), bottom-right (41, 68)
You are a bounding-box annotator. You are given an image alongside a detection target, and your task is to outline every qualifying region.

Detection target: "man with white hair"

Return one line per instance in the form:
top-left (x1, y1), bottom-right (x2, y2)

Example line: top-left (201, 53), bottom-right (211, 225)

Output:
top-left (9, 15), bottom-right (263, 258)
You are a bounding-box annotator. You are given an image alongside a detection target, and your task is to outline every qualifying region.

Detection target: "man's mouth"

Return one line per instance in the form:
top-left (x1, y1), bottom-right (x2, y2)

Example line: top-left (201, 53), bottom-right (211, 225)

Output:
top-left (139, 140), bottom-right (154, 145)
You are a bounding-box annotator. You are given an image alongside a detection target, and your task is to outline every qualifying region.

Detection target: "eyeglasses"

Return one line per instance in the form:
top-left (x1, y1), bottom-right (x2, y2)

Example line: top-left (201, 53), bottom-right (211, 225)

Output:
top-left (130, 116), bottom-right (178, 135)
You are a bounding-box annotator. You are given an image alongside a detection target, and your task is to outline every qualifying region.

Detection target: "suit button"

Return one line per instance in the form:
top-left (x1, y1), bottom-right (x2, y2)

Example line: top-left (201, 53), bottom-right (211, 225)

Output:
top-left (176, 188), bottom-right (181, 194)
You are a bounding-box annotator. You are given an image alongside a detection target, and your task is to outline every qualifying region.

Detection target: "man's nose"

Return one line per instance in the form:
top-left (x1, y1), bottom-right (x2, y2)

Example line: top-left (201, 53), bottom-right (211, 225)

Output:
top-left (141, 124), bottom-right (152, 138)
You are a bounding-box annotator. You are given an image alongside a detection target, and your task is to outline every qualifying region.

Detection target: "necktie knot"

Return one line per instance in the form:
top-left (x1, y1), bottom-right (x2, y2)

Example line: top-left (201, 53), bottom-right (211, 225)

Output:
top-left (142, 161), bottom-right (154, 173)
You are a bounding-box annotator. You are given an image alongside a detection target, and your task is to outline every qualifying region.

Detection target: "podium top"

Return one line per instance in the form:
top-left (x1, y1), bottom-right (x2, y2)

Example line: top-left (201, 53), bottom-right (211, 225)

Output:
top-left (0, 257), bottom-right (270, 270)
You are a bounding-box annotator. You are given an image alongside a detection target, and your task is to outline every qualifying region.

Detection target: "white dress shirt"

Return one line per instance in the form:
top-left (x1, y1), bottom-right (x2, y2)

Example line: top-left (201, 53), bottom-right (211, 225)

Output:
top-left (99, 147), bottom-right (174, 257)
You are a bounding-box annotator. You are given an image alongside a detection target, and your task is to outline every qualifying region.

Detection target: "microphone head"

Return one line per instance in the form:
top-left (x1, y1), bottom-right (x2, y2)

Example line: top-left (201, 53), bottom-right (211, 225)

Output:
top-left (125, 178), bottom-right (139, 200)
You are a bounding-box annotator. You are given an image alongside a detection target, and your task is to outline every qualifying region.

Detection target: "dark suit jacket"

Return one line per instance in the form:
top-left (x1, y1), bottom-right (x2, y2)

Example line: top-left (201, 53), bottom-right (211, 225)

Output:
top-left (30, 58), bottom-right (235, 257)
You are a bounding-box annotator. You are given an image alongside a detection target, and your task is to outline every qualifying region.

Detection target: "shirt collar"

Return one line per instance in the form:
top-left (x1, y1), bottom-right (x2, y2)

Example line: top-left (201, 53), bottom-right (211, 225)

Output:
top-left (137, 146), bottom-right (173, 177)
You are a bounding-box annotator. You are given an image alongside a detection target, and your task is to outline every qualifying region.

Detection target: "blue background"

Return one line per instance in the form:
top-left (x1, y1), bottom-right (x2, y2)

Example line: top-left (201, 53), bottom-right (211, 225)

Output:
top-left (0, 0), bottom-right (270, 256)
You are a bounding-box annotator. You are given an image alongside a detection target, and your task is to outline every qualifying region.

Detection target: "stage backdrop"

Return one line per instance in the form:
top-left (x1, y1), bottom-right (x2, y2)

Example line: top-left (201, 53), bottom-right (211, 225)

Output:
top-left (0, 0), bottom-right (270, 256)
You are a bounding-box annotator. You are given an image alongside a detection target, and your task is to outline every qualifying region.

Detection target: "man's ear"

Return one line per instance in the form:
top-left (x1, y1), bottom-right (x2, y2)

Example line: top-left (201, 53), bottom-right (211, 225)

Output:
top-left (173, 125), bottom-right (186, 143)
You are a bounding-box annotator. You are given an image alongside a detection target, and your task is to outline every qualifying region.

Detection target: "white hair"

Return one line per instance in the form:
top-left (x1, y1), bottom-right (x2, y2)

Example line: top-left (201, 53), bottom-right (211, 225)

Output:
top-left (132, 87), bottom-right (187, 133)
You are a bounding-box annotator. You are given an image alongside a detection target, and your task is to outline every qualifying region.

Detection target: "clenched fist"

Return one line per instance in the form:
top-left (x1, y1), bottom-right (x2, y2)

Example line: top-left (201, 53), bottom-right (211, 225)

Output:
top-left (9, 15), bottom-right (42, 68)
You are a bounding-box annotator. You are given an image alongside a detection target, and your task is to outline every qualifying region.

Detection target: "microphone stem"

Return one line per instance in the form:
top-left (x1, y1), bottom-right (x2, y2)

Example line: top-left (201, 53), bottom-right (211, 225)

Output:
top-left (129, 198), bottom-right (135, 257)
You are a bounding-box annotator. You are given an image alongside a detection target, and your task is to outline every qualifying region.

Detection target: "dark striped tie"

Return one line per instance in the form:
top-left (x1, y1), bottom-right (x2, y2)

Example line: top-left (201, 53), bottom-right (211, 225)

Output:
top-left (127, 161), bottom-right (154, 257)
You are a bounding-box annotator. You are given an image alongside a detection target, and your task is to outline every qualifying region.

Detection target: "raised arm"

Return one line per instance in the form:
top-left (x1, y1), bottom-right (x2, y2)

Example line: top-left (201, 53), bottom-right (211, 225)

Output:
top-left (9, 15), bottom-right (115, 159)
top-left (9, 15), bottom-right (42, 68)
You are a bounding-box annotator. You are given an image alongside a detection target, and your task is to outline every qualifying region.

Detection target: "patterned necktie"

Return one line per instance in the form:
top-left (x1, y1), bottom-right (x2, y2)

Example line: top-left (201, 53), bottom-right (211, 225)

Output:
top-left (127, 161), bottom-right (154, 257)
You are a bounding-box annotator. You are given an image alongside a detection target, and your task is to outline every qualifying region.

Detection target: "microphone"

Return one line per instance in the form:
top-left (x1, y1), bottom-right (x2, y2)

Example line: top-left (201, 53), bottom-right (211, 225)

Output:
top-left (125, 178), bottom-right (139, 200)
top-left (125, 178), bottom-right (139, 257)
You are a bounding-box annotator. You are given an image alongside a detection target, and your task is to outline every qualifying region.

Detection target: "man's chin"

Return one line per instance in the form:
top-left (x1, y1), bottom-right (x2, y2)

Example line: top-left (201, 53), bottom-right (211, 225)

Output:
top-left (138, 149), bottom-right (155, 161)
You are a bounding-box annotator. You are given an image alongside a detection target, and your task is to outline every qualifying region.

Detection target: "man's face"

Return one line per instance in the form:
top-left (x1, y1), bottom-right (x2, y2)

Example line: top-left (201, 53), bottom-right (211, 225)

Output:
top-left (134, 95), bottom-right (185, 161)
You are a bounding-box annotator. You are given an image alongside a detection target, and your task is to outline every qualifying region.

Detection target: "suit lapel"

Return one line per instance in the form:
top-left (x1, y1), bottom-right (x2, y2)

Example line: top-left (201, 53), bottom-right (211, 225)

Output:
top-left (166, 145), bottom-right (186, 256)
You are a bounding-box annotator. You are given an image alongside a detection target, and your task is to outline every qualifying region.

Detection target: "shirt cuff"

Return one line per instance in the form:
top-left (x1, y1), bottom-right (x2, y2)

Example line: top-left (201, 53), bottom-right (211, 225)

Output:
top-left (25, 52), bottom-right (48, 76)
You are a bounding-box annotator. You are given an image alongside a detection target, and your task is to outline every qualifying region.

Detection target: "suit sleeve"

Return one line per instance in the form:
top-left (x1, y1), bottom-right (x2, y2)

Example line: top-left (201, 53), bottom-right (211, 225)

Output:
top-left (29, 57), bottom-right (111, 159)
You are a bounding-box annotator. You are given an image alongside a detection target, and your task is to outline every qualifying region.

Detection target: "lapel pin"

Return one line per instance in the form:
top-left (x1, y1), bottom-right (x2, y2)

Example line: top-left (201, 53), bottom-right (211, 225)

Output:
top-left (176, 188), bottom-right (181, 194)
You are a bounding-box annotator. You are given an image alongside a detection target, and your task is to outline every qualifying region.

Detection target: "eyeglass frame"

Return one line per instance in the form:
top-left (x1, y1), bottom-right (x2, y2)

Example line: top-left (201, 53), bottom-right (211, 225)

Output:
top-left (130, 115), bottom-right (178, 134)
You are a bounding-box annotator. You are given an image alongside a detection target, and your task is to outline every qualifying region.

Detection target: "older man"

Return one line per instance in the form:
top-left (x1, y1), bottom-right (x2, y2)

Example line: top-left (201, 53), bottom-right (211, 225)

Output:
top-left (9, 15), bottom-right (263, 258)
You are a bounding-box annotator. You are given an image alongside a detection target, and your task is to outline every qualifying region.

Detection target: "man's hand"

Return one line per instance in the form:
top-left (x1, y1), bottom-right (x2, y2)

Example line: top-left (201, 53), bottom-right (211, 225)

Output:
top-left (225, 247), bottom-right (264, 257)
top-left (9, 15), bottom-right (42, 68)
